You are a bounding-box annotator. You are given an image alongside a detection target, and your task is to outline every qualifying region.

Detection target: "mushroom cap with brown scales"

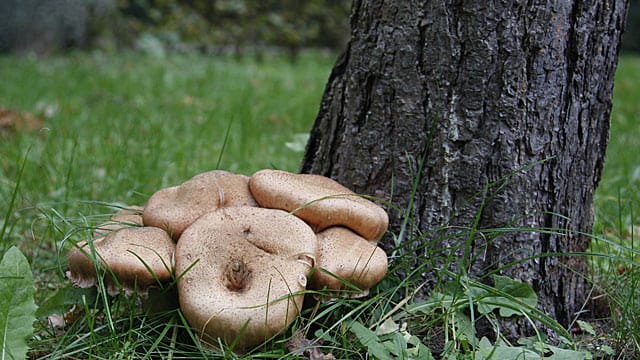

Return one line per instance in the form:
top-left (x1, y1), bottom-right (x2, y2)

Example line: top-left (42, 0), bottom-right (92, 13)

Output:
top-left (174, 207), bottom-right (316, 353)
top-left (67, 226), bottom-right (175, 297)
top-left (248, 169), bottom-right (389, 241)
top-left (143, 170), bottom-right (258, 240)
top-left (310, 227), bottom-right (388, 296)
top-left (93, 205), bottom-right (145, 238)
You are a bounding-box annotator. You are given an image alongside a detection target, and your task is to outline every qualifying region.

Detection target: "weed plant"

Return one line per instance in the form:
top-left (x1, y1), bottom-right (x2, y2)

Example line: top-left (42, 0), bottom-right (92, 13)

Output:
top-left (0, 52), bottom-right (638, 358)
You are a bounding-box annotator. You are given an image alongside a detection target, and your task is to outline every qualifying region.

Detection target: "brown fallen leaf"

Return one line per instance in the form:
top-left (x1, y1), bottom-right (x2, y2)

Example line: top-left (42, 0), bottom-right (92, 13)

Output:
top-left (0, 107), bottom-right (44, 135)
top-left (46, 314), bottom-right (65, 328)
top-left (286, 331), bottom-right (335, 360)
top-left (46, 304), bottom-right (84, 328)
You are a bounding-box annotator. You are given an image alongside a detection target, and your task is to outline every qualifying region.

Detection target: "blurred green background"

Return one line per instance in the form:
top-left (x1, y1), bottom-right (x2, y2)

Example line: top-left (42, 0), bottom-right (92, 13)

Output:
top-left (0, 0), bottom-right (351, 59)
top-left (1, 0), bottom-right (639, 57)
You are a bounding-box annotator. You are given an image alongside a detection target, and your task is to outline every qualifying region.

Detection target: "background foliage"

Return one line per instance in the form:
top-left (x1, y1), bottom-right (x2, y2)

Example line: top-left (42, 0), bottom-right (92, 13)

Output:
top-left (2, 0), bottom-right (639, 56)
top-left (0, 0), bottom-right (351, 58)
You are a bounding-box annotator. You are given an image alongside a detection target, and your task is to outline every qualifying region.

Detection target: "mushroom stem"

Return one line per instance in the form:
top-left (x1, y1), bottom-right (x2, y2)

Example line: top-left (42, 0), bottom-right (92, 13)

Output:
top-left (225, 258), bottom-right (250, 291)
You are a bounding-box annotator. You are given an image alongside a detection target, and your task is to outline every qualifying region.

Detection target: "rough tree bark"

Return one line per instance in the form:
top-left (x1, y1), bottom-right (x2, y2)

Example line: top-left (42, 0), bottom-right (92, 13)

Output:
top-left (301, 0), bottom-right (629, 337)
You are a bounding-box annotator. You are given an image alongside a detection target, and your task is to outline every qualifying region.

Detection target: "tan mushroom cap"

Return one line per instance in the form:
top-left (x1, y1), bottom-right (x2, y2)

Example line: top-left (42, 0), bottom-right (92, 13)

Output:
top-left (93, 205), bottom-right (145, 238)
top-left (143, 170), bottom-right (257, 239)
top-left (67, 226), bottom-right (175, 296)
top-left (310, 227), bottom-right (388, 296)
top-left (175, 207), bottom-right (316, 353)
top-left (249, 169), bottom-right (389, 241)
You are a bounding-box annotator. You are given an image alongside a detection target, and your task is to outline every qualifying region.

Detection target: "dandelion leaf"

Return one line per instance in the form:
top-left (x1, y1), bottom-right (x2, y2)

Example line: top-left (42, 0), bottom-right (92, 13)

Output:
top-left (350, 321), bottom-right (393, 359)
top-left (0, 246), bottom-right (37, 359)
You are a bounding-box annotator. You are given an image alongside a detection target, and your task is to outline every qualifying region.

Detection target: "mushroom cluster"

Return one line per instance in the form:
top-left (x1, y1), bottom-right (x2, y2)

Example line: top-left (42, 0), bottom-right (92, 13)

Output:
top-left (66, 169), bottom-right (389, 352)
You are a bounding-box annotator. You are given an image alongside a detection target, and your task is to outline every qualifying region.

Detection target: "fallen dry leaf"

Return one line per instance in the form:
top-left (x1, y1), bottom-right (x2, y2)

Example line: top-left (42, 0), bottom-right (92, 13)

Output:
top-left (46, 304), bottom-right (84, 328)
top-left (286, 331), bottom-right (335, 360)
top-left (0, 107), bottom-right (44, 135)
top-left (46, 314), bottom-right (65, 328)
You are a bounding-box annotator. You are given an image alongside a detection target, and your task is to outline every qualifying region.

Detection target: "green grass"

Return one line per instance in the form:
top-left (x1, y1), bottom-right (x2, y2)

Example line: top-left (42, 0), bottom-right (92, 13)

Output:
top-left (0, 50), bottom-right (331, 269)
top-left (595, 53), bottom-right (640, 230)
top-left (0, 50), bottom-right (334, 358)
top-left (590, 53), bottom-right (640, 357)
top-left (0, 51), bottom-right (639, 358)
top-left (0, 51), bottom-right (330, 201)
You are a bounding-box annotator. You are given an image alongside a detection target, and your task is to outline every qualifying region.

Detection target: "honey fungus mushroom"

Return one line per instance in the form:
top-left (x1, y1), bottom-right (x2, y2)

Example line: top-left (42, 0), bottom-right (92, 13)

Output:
top-left (93, 205), bottom-right (144, 238)
top-left (310, 227), bottom-right (388, 296)
top-left (143, 170), bottom-right (257, 239)
top-left (174, 207), bottom-right (316, 352)
top-left (248, 169), bottom-right (388, 241)
top-left (67, 226), bottom-right (174, 296)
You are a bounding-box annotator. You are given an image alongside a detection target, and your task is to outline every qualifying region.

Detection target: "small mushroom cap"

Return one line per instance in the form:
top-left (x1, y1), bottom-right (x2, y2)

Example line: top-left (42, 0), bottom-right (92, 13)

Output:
top-left (175, 207), bottom-right (316, 352)
top-left (249, 169), bottom-right (388, 240)
top-left (67, 226), bottom-right (175, 296)
top-left (93, 205), bottom-right (145, 238)
top-left (143, 170), bottom-right (257, 239)
top-left (310, 227), bottom-right (388, 295)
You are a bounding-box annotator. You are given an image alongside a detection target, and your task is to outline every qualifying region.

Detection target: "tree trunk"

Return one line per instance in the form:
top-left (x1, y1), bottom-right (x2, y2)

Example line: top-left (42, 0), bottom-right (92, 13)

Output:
top-left (301, 0), bottom-right (628, 337)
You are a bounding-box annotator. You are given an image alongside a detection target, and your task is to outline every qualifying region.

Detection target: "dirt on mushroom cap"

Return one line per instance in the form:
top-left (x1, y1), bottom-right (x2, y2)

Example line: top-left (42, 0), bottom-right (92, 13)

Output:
top-left (248, 169), bottom-right (389, 241)
top-left (143, 170), bottom-right (257, 240)
top-left (67, 226), bottom-right (175, 297)
top-left (174, 207), bottom-right (316, 352)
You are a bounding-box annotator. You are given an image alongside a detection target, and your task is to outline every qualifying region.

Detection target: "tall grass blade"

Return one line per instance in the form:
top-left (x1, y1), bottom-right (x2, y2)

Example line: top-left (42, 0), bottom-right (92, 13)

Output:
top-left (215, 119), bottom-right (233, 170)
top-left (1, 147), bottom-right (31, 252)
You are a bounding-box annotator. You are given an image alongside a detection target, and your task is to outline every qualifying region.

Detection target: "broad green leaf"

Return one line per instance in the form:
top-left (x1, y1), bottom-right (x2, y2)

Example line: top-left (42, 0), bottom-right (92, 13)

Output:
top-left (475, 275), bottom-right (538, 317)
top-left (599, 344), bottom-right (614, 356)
top-left (405, 334), bottom-right (435, 360)
top-left (383, 332), bottom-right (407, 358)
top-left (350, 321), bottom-right (393, 359)
top-left (517, 336), bottom-right (549, 353)
top-left (576, 320), bottom-right (595, 336)
top-left (493, 275), bottom-right (537, 303)
top-left (376, 317), bottom-right (399, 336)
top-left (35, 286), bottom-right (97, 318)
top-left (451, 311), bottom-right (477, 348)
top-left (0, 246), bottom-right (37, 359)
top-left (406, 291), bottom-right (458, 314)
top-left (547, 345), bottom-right (589, 360)
top-left (475, 337), bottom-right (540, 360)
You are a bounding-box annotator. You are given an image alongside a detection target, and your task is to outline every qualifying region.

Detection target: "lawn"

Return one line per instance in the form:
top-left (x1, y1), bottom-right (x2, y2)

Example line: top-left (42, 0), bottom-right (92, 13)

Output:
top-left (0, 52), bottom-right (331, 202)
top-left (594, 54), bottom-right (640, 231)
top-left (0, 51), bottom-right (638, 358)
top-left (0, 50), bottom-right (335, 358)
